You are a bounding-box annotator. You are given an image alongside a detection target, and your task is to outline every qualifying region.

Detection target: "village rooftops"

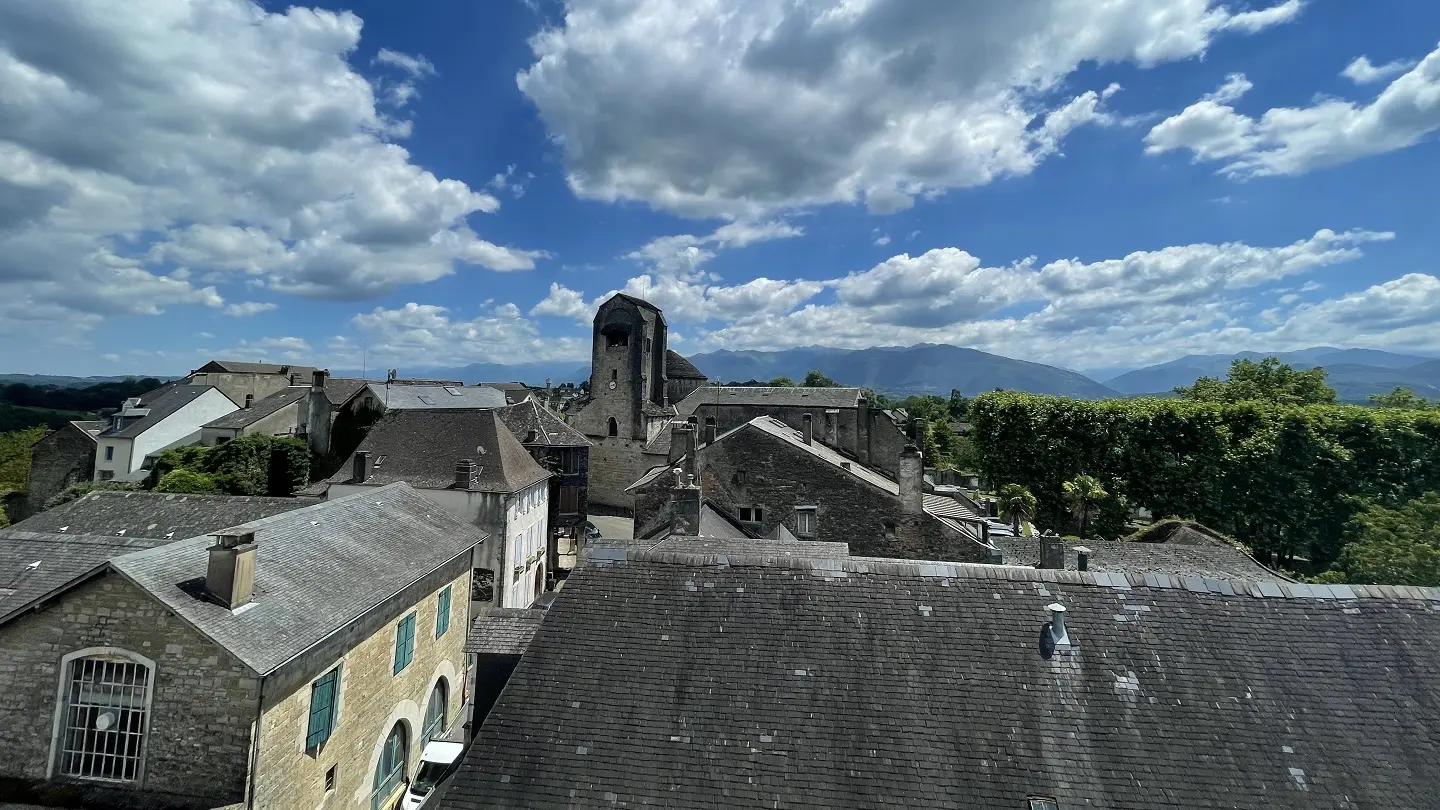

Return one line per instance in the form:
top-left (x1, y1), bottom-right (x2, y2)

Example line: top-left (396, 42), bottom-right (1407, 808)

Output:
top-left (111, 483), bottom-right (485, 674)
top-left (674, 385), bottom-right (863, 414)
top-left (10, 490), bottom-right (315, 540)
top-left (365, 383), bottom-right (508, 410)
top-left (663, 350), bottom-right (706, 380)
top-left (497, 400), bottom-right (590, 448)
top-left (201, 386), bottom-right (309, 429)
top-left (327, 409), bottom-right (550, 493)
top-left (992, 535), bottom-right (1293, 582)
top-left (0, 531), bottom-right (169, 624)
top-left (466, 607), bottom-right (547, 656)
top-left (99, 384), bottom-right (235, 438)
top-left (191, 360), bottom-right (318, 376)
top-left (438, 544), bottom-right (1440, 810)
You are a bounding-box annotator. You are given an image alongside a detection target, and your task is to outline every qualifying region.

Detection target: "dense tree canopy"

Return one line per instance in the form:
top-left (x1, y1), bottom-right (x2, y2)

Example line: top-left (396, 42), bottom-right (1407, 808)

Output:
top-left (1315, 493), bottom-right (1440, 586)
top-left (768, 376), bottom-right (796, 387)
top-left (151, 435), bottom-right (311, 496)
top-left (1176, 357), bottom-right (1337, 406)
top-left (802, 370), bottom-right (840, 388)
top-left (1369, 387), bottom-right (1434, 410)
top-left (0, 377), bottom-right (165, 412)
top-left (969, 390), bottom-right (1440, 574)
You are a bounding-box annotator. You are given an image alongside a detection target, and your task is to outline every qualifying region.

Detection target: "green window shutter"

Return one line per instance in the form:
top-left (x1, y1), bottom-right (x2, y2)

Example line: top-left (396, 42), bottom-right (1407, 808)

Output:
top-left (305, 668), bottom-right (339, 749)
top-left (436, 586), bottom-right (452, 638)
top-left (393, 613), bottom-right (416, 674)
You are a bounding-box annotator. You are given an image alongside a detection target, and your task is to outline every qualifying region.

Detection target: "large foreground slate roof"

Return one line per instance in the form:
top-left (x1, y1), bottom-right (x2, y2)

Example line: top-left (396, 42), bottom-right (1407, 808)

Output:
top-left (993, 536), bottom-right (1291, 581)
top-left (0, 531), bottom-right (168, 624)
top-left (440, 550), bottom-right (1440, 810)
top-left (326, 409), bottom-right (550, 493)
top-left (11, 490), bottom-right (315, 540)
top-left (112, 483), bottom-right (485, 674)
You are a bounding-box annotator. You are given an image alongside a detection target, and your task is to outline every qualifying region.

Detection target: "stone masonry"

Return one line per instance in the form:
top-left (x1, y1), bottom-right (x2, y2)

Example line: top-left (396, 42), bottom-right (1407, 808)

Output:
top-left (21, 423), bottom-right (98, 520)
top-left (0, 574), bottom-right (258, 809)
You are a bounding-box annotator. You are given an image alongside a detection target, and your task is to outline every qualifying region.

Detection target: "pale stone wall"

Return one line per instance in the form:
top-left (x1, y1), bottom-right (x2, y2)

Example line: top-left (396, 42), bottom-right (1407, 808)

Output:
top-left (251, 567), bottom-right (470, 810)
top-left (0, 573), bottom-right (258, 809)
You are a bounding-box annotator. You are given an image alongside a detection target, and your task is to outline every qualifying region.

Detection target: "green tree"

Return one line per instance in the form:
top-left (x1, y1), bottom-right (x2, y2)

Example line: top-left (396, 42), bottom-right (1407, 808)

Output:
top-left (267, 437), bottom-right (311, 496)
top-left (154, 468), bottom-right (220, 494)
top-left (1062, 475), bottom-right (1109, 539)
top-left (948, 390), bottom-right (971, 421)
top-left (1369, 387), bottom-right (1433, 409)
top-left (1176, 357), bottom-right (1337, 405)
top-left (1320, 493), bottom-right (1440, 585)
top-left (998, 484), bottom-right (1037, 534)
top-left (802, 370), bottom-right (840, 387)
top-left (768, 376), bottom-right (796, 387)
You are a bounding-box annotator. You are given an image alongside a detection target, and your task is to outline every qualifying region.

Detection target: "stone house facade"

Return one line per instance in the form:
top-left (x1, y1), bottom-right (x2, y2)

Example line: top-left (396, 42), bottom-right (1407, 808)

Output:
top-left (0, 484), bottom-right (476, 810)
top-left (20, 420), bottom-right (103, 519)
top-left (185, 361), bottom-right (318, 407)
top-left (629, 418), bottom-right (993, 562)
top-left (498, 401), bottom-right (591, 574)
top-left (93, 386), bottom-right (240, 484)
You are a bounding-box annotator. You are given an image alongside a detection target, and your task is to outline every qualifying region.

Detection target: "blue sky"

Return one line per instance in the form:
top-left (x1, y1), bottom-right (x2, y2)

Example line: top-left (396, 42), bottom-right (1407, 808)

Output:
top-left (1, 0), bottom-right (1437, 378)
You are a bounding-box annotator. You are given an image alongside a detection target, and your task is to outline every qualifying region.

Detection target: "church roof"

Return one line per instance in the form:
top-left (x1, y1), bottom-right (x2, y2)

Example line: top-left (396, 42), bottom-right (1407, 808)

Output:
top-left (664, 350), bottom-right (706, 380)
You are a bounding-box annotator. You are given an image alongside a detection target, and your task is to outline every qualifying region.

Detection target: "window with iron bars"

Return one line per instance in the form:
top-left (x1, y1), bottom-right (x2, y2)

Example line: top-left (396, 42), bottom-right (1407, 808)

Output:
top-left (56, 655), bottom-right (151, 781)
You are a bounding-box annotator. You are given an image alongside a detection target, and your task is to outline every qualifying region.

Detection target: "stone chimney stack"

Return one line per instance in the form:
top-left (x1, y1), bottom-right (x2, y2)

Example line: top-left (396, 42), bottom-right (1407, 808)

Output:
top-left (454, 458), bottom-right (477, 489)
top-left (703, 416), bottom-right (717, 445)
top-left (857, 396), bottom-right (871, 464)
top-left (802, 413), bottom-right (813, 445)
top-left (668, 421), bottom-right (697, 476)
top-left (207, 529), bottom-right (257, 610)
top-left (307, 369), bottom-right (331, 457)
top-left (669, 467), bottom-right (701, 538)
top-left (353, 450), bottom-right (371, 483)
top-left (1038, 533), bottom-right (1066, 569)
top-left (899, 444), bottom-right (923, 516)
top-left (823, 409), bottom-right (839, 447)
top-left (911, 416), bottom-right (928, 446)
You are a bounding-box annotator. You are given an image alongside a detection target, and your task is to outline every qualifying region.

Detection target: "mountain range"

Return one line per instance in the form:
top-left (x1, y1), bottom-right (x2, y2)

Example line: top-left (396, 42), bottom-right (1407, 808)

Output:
top-left (1104, 348), bottom-right (1440, 402)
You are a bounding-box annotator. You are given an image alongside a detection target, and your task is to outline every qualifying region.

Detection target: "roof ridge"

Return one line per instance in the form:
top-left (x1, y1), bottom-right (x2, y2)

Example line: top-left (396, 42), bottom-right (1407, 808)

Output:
top-left (595, 549), bottom-right (1440, 602)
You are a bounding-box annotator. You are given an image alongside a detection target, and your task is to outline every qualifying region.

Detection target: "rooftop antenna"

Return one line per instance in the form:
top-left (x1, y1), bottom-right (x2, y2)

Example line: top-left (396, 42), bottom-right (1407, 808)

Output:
top-left (361, 341), bottom-right (368, 381)
top-left (386, 368), bottom-right (397, 408)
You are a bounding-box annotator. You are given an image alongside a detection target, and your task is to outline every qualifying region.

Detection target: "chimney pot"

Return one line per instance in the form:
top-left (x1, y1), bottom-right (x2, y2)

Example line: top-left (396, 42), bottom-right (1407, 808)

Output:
top-left (207, 530), bottom-right (257, 609)
top-left (703, 416), bottom-right (717, 445)
top-left (455, 458), bottom-right (476, 489)
top-left (353, 450), bottom-right (370, 483)
top-left (1073, 546), bottom-right (1092, 572)
top-left (1038, 534), bottom-right (1065, 569)
top-left (898, 443), bottom-right (923, 518)
top-left (1047, 603), bottom-right (1071, 650)
top-left (802, 413), bottom-right (813, 445)
top-left (823, 409), bottom-right (839, 447)
top-left (856, 397), bottom-right (871, 464)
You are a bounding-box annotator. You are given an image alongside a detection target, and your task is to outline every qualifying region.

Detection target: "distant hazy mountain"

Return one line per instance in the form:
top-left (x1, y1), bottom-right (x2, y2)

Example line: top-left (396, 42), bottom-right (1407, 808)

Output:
top-left (686, 344), bottom-right (1119, 398)
top-left (1104, 348), bottom-right (1440, 402)
top-left (332, 361), bottom-right (590, 387)
top-left (0, 373), bottom-right (173, 388)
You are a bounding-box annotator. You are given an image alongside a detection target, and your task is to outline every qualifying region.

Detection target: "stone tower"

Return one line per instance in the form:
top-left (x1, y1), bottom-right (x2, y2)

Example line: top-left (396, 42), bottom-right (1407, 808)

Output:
top-left (579, 293), bottom-right (669, 440)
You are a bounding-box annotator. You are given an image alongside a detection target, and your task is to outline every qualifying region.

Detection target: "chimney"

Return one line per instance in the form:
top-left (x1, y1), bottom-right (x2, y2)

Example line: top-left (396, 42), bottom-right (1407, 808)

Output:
top-left (1038, 533), bottom-right (1065, 569)
top-left (911, 416), bottom-right (927, 446)
top-left (454, 458), bottom-right (477, 489)
top-left (353, 450), bottom-right (371, 483)
top-left (802, 413), bottom-right (813, 445)
top-left (1047, 603), bottom-right (1072, 651)
top-left (899, 444), bottom-right (923, 516)
top-left (703, 416), bottom-right (717, 446)
top-left (669, 467), bottom-right (701, 538)
top-left (1073, 546), bottom-right (1092, 572)
top-left (823, 409), bottom-right (839, 446)
top-left (307, 369), bottom-right (331, 457)
top-left (668, 420), bottom-right (696, 470)
top-left (207, 529), bottom-right (257, 610)
top-left (856, 397), bottom-right (871, 464)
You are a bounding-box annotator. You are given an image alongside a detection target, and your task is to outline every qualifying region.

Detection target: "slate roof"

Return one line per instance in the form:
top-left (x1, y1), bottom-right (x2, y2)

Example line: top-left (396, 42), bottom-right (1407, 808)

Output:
top-left (675, 385), bottom-right (863, 414)
top-left (202, 386), bottom-right (307, 429)
top-left (587, 537), bottom-right (850, 560)
top-left (193, 361), bottom-right (317, 376)
top-left (663, 350), bottom-right (706, 380)
top-left (324, 377), bottom-right (371, 406)
top-left (466, 608), bottom-right (546, 655)
top-left (440, 549), bottom-right (1440, 810)
top-left (327, 409), bottom-right (550, 493)
top-left (480, 383), bottom-right (538, 406)
top-left (993, 536), bottom-right (1290, 581)
top-left (10, 490), bottom-right (315, 540)
top-left (498, 400), bottom-right (590, 448)
top-left (67, 420), bottom-right (104, 442)
top-left (0, 531), bottom-right (169, 624)
top-left (111, 483), bottom-right (485, 674)
top-left (609, 292), bottom-right (664, 315)
top-left (100, 385), bottom-right (234, 438)
top-left (369, 383), bottom-right (508, 410)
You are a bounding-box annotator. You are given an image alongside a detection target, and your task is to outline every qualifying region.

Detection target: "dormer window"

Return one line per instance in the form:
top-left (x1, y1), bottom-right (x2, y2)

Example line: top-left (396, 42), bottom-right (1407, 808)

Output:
top-left (1028, 799), bottom-right (1059, 810)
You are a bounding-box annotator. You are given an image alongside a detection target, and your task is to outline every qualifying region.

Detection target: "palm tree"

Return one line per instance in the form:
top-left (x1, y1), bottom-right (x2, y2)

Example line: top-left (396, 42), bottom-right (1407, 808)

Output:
top-left (1062, 475), bottom-right (1109, 539)
top-left (997, 484), bottom-right (1037, 535)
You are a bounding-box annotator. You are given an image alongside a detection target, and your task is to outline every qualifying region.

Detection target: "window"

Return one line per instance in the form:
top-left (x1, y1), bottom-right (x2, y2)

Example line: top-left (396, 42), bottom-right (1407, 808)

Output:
top-left (103, 445), bottom-right (114, 461)
top-left (216, 436), bottom-right (230, 444)
top-left (732, 471), bottom-right (748, 486)
top-left (605, 331), bottom-right (628, 347)
top-left (54, 652), bottom-right (152, 782)
top-left (392, 613), bottom-right (416, 675)
top-left (607, 417), bottom-right (618, 437)
top-left (325, 765), bottom-right (336, 792)
top-left (645, 338), bottom-right (651, 351)
top-left (363, 395), bottom-right (375, 409)
top-left (883, 520), bottom-right (897, 540)
top-left (610, 369), bottom-right (618, 382)
top-left (1028, 799), bottom-right (1060, 810)
top-left (435, 587), bottom-right (452, 638)
top-left (422, 680), bottom-right (448, 744)
top-left (795, 507), bottom-right (817, 538)
top-left (97, 470), bottom-right (114, 482)
top-left (738, 507), bottom-right (763, 523)
top-left (562, 451), bottom-right (582, 474)
top-left (558, 486), bottom-right (580, 514)
top-left (305, 665), bottom-right (341, 751)
top-left (371, 722), bottom-right (407, 810)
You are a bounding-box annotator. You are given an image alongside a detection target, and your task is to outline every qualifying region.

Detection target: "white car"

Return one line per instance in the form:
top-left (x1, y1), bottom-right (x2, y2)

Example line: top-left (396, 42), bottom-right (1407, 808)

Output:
top-left (401, 740), bottom-right (466, 810)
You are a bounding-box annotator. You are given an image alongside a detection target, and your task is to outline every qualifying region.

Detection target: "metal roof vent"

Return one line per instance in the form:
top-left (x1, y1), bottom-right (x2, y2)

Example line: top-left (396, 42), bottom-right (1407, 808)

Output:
top-left (1047, 603), bottom-right (1072, 652)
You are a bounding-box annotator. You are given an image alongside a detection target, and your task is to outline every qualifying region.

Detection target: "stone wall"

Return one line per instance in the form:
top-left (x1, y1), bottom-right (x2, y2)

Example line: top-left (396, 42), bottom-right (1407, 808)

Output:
top-left (21, 424), bottom-right (95, 519)
top-left (584, 436), bottom-right (658, 513)
top-left (0, 573), bottom-right (258, 809)
top-left (185, 371), bottom-right (298, 406)
top-left (252, 563), bottom-right (469, 810)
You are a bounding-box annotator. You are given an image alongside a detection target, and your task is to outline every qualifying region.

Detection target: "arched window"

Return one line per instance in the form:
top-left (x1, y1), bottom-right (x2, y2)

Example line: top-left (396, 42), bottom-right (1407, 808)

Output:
top-left (422, 680), bottom-right (448, 744)
top-left (610, 369), bottom-right (617, 382)
top-left (54, 650), bottom-right (154, 782)
top-left (607, 417), bottom-right (618, 437)
top-left (372, 722), bottom-right (408, 810)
